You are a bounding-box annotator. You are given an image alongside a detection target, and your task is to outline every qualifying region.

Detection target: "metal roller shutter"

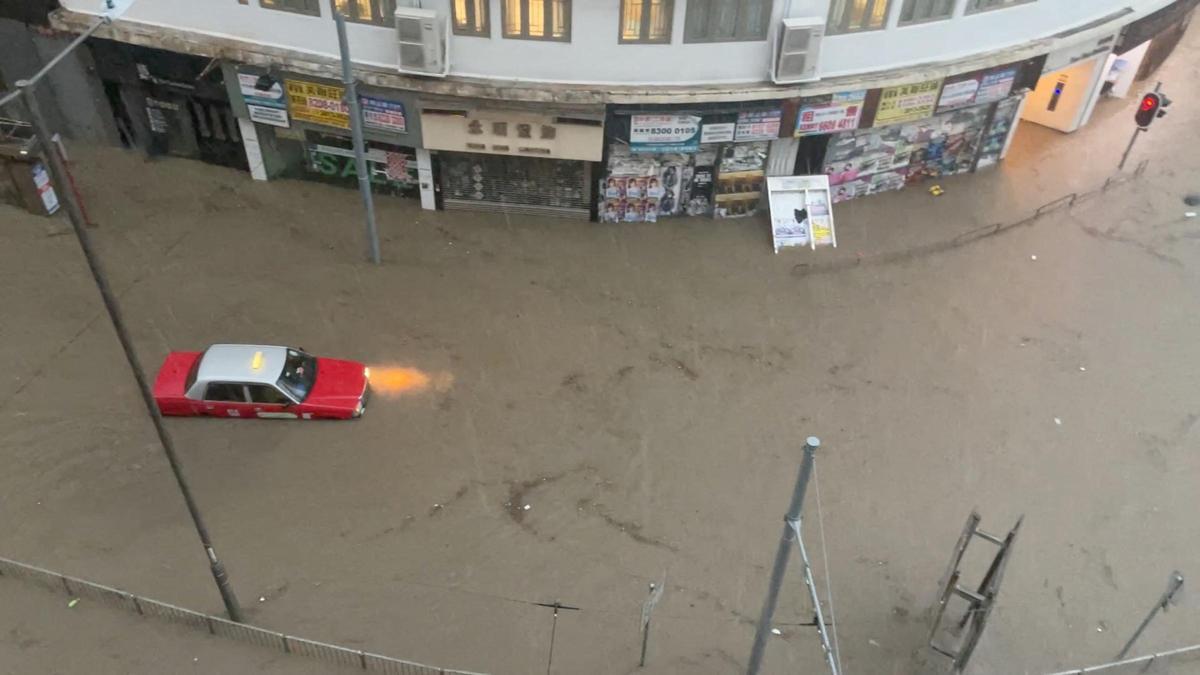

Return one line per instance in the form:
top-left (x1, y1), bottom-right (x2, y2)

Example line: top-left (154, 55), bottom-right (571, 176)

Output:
top-left (439, 152), bottom-right (591, 219)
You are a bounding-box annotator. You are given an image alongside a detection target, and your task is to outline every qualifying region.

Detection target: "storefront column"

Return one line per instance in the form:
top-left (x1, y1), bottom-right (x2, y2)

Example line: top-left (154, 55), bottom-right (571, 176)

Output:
top-left (416, 148), bottom-right (436, 210)
top-left (237, 119), bottom-right (268, 181)
top-left (766, 138), bottom-right (800, 176)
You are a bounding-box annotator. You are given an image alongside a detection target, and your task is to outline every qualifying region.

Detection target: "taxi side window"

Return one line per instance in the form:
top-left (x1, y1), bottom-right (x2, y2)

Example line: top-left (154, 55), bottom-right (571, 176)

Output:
top-left (204, 382), bottom-right (246, 402)
top-left (248, 385), bottom-right (290, 405)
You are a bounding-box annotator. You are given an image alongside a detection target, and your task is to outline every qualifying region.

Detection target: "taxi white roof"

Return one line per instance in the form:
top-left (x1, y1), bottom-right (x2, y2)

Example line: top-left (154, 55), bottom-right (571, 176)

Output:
top-left (195, 344), bottom-right (289, 385)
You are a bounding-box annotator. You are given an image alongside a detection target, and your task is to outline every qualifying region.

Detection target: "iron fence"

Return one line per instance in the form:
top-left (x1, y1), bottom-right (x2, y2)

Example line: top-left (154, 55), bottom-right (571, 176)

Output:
top-left (0, 555), bottom-right (486, 675)
top-left (1044, 643), bottom-right (1200, 674)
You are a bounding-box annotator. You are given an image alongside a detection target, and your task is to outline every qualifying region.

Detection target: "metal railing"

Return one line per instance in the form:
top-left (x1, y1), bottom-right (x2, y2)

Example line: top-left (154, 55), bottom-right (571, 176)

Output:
top-left (0, 555), bottom-right (486, 675)
top-left (1043, 643), bottom-right (1200, 674)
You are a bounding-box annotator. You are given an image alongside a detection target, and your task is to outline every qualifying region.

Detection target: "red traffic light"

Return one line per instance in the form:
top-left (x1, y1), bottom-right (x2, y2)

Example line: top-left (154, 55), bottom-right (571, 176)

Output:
top-left (1136, 92), bottom-right (1162, 127)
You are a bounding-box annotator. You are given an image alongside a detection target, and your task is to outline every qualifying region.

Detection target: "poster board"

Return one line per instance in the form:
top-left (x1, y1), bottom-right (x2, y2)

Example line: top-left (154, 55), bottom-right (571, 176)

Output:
top-left (285, 79), bottom-right (350, 129)
top-left (767, 175), bottom-right (836, 253)
top-left (875, 79), bottom-right (943, 126)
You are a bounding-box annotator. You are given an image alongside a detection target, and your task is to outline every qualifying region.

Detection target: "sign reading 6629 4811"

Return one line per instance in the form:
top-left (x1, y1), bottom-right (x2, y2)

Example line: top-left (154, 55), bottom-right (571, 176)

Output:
top-left (630, 114), bottom-right (702, 153)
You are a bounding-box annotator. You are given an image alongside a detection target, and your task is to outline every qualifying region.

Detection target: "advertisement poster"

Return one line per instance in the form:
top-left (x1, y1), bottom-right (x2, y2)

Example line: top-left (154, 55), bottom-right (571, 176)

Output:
top-left (714, 141), bottom-right (767, 218)
top-left (630, 114), bottom-right (702, 153)
top-left (734, 109), bottom-right (782, 141)
top-left (701, 123), bottom-right (735, 144)
top-left (286, 79), bottom-right (350, 129)
top-left (976, 67), bottom-right (1017, 104)
top-left (238, 72), bottom-right (286, 109)
top-left (767, 175), bottom-right (836, 252)
top-left (795, 90), bottom-right (867, 137)
top-left (31, 163), bottom-right (59, 215)
top-left (937, 77), bottom-right (981, 111)
top-left (306, 132), bottom-right (417, 196)
top-left (875, 79), bottom-right (943, 126)
top-left (360, 95), bottom-right (407, 133)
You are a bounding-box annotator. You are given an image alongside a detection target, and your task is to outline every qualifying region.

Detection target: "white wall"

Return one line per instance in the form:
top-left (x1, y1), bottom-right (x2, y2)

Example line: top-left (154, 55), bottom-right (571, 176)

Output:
top-left (63, 0), bottom-right (1178, 86)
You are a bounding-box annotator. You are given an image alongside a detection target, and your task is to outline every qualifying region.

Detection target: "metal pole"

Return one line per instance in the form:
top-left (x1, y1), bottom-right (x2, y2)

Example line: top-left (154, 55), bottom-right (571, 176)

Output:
top-left (334, 12), bottom-right (381, 265)
top-left (1117, 127), bottom-right (1142, 172)
top-left (17, 80), bottom-right (244, 623)
top-left (746, 436), bottom-right (820, 675)
top-left (1116, 571), bottom-right (1184, 660)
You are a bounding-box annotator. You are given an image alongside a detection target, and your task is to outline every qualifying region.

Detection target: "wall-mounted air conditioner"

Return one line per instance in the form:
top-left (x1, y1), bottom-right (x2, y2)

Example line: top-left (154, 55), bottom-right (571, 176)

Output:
top-left (773, 17), bottom-right (824, 84)
top-left (395, 6), bottom-right (447, 77)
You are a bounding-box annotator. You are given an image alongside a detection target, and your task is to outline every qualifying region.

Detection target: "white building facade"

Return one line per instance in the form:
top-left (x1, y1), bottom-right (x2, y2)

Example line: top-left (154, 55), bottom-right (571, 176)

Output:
top-left (54, 0), bottom-right (1197, 219)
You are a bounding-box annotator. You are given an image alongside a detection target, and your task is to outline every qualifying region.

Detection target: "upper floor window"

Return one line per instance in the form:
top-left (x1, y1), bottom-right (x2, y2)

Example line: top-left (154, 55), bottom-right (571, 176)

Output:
top-left (621, 0), bottom-right (673, 43)
top-left (898, 0), bottom-right (954, 25)
top-left (684, 0), bottom-right (769, 43)
top-left (453, 0), bottom-right (490, 36)
top-left (827, 0), bottom-right (892, 34)
top-left (332, 0), bottom-right (394, 25)
top-left (503, 0), bottom-right (570, 41)
top-left (260, 0), bottom-right (320, 16)
top-left (966, 0), bottom-right (1035, 13)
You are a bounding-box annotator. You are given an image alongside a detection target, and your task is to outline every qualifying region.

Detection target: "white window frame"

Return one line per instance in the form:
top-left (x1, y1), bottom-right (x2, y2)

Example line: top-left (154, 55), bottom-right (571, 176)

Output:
top-left (966, 0), bottom-right (1035, 14)
top-left (827, 0), bottom-right (894, 35)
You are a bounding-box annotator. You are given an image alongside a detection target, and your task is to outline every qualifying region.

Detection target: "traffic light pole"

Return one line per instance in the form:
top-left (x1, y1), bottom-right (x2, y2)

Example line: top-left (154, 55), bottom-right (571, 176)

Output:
top-left (1120, 81), bottom-right (1162, 171)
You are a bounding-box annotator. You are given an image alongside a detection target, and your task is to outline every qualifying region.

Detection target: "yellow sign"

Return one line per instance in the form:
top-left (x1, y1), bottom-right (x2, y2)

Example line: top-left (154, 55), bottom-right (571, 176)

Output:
top-left (874, 79), bottom-right (943, 126)
top-left (285, 79), bottom-right (349, 129)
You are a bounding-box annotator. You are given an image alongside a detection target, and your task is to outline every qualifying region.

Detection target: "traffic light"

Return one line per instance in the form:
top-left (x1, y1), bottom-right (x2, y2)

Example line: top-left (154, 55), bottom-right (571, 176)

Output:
top-left (1135, 92), bottom-right (1170, 127)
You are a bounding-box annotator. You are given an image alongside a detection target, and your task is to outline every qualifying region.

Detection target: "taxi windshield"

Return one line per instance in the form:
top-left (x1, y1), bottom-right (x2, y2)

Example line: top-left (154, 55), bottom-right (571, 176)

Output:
top-left (277, 349), bottom-right (317, 401)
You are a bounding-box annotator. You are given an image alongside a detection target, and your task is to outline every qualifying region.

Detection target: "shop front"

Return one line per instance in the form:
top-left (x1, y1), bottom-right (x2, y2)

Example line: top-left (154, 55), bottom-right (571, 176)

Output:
top-left (602, 105), bottom-right (783, 222)
top-left (222, 64), bottom-right (424, 199)
top-left (91, 39), bottom-right (246, 170)
top-left (420, 101), bottom-right (605, 219)
top-left (793, 58), bottom-right (1043, 204)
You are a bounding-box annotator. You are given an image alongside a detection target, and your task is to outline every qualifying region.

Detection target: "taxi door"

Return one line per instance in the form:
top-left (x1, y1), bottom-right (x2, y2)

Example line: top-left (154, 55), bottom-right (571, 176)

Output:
top-left (200, 382), bottom-right (253, 417)
top-left (247, 384), bottom-right (298, 419)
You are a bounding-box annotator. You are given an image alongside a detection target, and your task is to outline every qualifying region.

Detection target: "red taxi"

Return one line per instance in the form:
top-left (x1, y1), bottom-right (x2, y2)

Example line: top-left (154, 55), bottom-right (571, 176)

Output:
top-left (153, 344), bottom-right (369, 420)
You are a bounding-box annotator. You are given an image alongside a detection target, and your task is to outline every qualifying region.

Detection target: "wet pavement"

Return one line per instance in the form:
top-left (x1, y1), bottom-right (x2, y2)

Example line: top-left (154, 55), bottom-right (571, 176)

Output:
top-left (2, 23), bottom-right (1200, 675)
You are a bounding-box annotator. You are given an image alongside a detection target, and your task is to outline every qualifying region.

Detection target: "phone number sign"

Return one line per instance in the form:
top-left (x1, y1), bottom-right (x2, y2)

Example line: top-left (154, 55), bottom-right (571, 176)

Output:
top-left (630, 114), bottom-right (702, 153)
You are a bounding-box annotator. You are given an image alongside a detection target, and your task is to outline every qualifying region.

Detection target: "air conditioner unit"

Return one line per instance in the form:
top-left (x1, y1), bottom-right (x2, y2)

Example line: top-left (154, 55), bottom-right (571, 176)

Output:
top-left (773, 17), bottom-right (824, 84)
top-left (395, 7), bottom-right (446, 77)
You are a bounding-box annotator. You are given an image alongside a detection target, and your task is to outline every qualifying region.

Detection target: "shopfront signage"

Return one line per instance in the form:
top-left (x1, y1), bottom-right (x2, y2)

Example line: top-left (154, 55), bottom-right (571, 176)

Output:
top-left (360, 95), bottom-right (407, 133)
top-left (630, 114), bottom-right (702, 153)
top-left (238, 72), bottom-right (291, 128)
top-left (795, 90), bottom-right (867, 137)
top-left (734, 109), bottom-right (782, 141)
top-left (936, 67), bottom-right (1018, 112)
top-left (701, 123), bottom-right (735, 144)
top-left (309, 143), bottom-right (416, 185)
top-left (875, 79), bottom-right (943, 126)
top-left (285, 79), bottom-right (350, 129)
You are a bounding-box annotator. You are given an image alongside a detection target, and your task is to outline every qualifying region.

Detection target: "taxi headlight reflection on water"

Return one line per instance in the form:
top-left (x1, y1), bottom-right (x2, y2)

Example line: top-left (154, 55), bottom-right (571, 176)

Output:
top-left (365, 366), bottom-right (452, 397)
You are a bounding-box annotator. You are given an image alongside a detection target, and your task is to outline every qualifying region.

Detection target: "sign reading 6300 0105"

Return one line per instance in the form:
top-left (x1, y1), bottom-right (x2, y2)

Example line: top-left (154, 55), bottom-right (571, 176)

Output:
top-left (630, 114), bottom-right (702, 153)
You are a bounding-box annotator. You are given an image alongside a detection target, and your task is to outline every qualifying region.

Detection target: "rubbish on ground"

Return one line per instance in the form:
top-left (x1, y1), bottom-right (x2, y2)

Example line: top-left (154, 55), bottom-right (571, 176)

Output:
top-left (67, 598), bottom-right (79, 608)
top-left (929, 185), bottom-right (944, 196)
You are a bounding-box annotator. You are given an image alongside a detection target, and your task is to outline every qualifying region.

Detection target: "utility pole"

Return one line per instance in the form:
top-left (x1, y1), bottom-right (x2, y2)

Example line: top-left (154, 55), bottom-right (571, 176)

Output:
top-left (1116, 571), bottom-right (1184, 660)
top-left (746, 437), bottom-right (820, 675)
top-left (334, 11), bottom-right (381, 265)
top-left (14, 57), bottom-right (243, 621)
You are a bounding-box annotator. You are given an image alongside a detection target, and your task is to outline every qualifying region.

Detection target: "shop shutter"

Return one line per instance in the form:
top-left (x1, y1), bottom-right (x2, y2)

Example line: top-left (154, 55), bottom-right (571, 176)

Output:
top-left (439, 152), bottom-right (591, 219)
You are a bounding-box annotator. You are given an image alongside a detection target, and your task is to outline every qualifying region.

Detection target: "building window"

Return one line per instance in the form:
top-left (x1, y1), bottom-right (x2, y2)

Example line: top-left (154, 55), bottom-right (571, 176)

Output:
top-left (684, 0), bottom-right (769, 43)
top-left (332, 0), bottom-right (394, 25)
top-left (827, 0), bottom-right (892, 34)
top-left (621, 0), bottom-right (673, 43)
top-left (260, 0), bottom-right (320, 16)
top-left (966, 0), bottom-right (1035, 13)
top-left (453, 0), bottom-right (490, 36)
top-left (503, 0), bottom-right (570, 41)
top-left (898, 0), bottom-right (954, 24)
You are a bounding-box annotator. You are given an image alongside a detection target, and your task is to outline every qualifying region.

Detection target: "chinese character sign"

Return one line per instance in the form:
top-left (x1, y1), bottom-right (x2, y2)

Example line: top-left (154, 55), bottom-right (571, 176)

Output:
top-left (285, 79), bottom-right (350, 129)
top-left (795, 90), bottom-right (868, 137)
top-left (874, 79), bottom-right (943, 126)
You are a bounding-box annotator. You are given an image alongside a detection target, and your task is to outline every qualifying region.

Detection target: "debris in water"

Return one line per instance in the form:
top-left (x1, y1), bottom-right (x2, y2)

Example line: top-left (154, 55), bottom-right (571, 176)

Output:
top-left (1079, 366), bottom-right (1087, 372)
top-left (67, 598), bottom-right (79, 608)
top-left (1030, 255), bottom-right (1038, 261)
top-left (869, 639), bottom-right (881, 647)
top-left (1054, 418), bottom-right (1062, 426)
top-left (1186, 212), bottom-right (1197, 218)
top-left (523, 504), bottom-right (531, 511)
top-left (771, 628), bottom-right (782, 636)
top-left (258, 596), bottom-right (266, 603)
